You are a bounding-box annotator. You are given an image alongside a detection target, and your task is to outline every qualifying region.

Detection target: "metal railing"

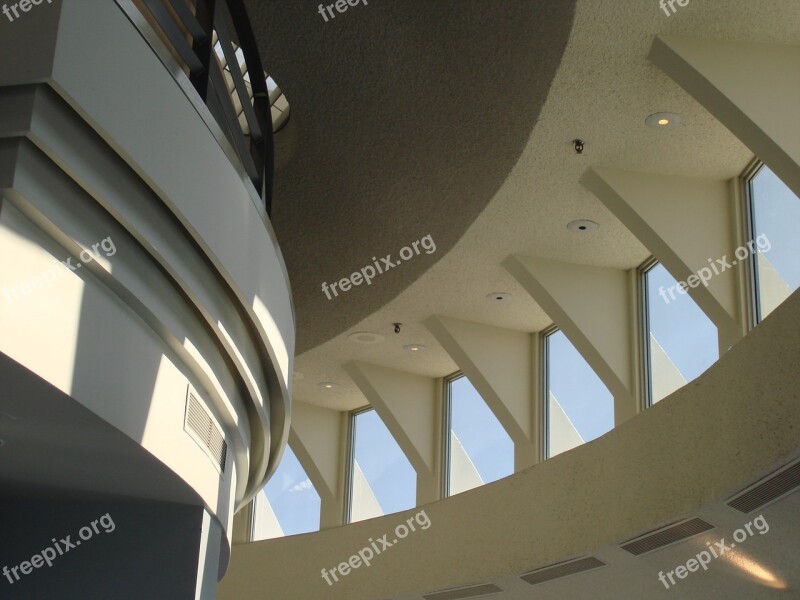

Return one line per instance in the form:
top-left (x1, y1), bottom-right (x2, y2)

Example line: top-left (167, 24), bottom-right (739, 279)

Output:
top-left (134, 0), bottom-right (275, 215)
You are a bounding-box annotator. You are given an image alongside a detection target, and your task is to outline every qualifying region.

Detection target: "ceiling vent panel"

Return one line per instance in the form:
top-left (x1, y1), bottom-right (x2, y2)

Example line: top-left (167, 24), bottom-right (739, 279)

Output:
top-left (422, 583), bottom-right (502, 600)
top-left (521, 556), bottom-right (606, 586)
top-left (620, 517), bottom-right (714, 556)
top-left (184, 385), bottom-right (227, 475)
top-left (727, 460), bottom-right (800, 513)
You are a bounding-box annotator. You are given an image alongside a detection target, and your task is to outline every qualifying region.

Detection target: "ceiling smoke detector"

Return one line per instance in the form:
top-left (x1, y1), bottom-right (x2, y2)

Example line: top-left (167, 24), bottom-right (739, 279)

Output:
top-left (567, 219), bottom-right (598, 233)
top-left (347, 331), bottom-right (386, 345)
top-left (487, 292), bottom-right (512, 302)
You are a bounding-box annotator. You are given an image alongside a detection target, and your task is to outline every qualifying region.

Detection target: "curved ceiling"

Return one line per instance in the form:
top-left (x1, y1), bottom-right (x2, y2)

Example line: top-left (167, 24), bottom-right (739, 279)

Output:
top-left (243, 0), bottom-right (578, 353)
top-left (286, 0), bottom-right (797, 411)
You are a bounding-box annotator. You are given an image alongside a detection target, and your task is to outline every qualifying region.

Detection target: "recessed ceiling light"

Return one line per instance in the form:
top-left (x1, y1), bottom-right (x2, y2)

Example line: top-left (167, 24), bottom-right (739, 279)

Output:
top-left (318, 381), bottom-right (338, 390)
top-left (645, 112), bottom-right (681, 128)
top-left (347, 331), bottom-right (386, 345)
top-left (487, 292), bottom-right (512, 302)
top-left (403, 344), bottom-right (426, 352)
top-left (567, 219), bottom-right (598, 232)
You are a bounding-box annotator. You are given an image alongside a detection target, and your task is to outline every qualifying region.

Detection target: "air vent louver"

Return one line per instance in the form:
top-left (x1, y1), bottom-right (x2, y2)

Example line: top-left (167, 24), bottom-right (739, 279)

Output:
top-left (185, 387), bottom-right (227, 474)
top-left (422, 583), bottom-right (502, 600)
top-left (727, 460), bottom-right (800, 513)
top-left (521, 556), bottom-right (606, 586)
top-left (620, 517), bottom-right (713, 556)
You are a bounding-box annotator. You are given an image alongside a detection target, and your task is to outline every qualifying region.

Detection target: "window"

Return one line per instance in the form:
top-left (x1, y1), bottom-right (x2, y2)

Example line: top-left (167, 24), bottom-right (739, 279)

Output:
top-left (445, 374), bottom-right (513, 496)
top-left (748, 164), bottom-right (800, 321)
top-left (252, 444), bottom-right (320, 540)
top-left (213, 35), bottom-right (291, 133)
top-left (545, 330), bottom-right (614, 457)
top-left (643, 262), bottom-right (718, 404)
top-left (348, 409), bottom-right (416, 523)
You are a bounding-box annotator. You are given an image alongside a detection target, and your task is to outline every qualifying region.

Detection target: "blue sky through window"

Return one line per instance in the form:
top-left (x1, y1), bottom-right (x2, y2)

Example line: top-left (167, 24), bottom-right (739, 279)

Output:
top-left (751, 165), bottom-right (800, 310)
top-left (449, 375), bottom-right (514, 485)
top-left (264, 445), bottom-right (320, 536)
top-left (547, 330), bottom-right (614, 443)
top-left (752, 166), bottom-right (800, 288)
top-left (353, 409), bottom-right (416, 515)
top-left (646, 263), bottom-right (718, 382)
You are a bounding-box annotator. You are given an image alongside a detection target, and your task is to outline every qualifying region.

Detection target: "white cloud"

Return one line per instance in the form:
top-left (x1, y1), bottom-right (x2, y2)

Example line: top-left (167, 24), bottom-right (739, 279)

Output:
top-left (288, 478), bottom-right (313, 493)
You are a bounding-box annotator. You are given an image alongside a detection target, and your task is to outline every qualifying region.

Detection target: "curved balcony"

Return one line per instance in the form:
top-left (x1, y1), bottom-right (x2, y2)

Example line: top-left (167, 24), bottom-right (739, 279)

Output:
top-left (0, 0), bottom-right (292, 594)
top-left (219, 289), bottom-right (800, 599)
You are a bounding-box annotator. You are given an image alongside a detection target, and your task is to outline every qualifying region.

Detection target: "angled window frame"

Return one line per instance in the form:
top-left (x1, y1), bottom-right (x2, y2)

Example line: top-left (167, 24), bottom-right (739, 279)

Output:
top-left (440, 371), bottom-right (461, 498)
top-left (540, 323), bottom-right (558, 460)
top-left (344, 405), bottom-right (373, 524)
top-left (742, 159), bottom-right (769, 327)
top-left (638, 256), bottom-right (660, 409)
top-left (443, 371), bottom-right (477, 497)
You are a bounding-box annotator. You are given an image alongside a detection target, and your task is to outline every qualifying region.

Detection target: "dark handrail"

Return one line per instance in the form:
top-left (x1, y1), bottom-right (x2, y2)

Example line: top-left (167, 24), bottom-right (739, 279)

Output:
top-left (226, 0), bottom-right (275, 214)
top-left (135, 0), bottom-right (275, 216)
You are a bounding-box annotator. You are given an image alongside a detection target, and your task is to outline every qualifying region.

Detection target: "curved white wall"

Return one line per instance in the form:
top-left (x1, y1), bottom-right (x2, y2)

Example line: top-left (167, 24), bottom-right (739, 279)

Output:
top-left (0, 0), bottom-right (294, 552)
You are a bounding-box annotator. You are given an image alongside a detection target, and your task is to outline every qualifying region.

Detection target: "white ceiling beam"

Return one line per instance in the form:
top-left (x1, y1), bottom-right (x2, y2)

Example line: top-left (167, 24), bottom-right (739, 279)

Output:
top-left (650, 36), bottom-right (800, 198)
top-left (345, 361), bottom-right (441, 505)
top-left (289, 401), bottom-right (348, 529)
top-left (582, 167), bottom-right (746, 351)
top-left (423, 315), bottom-right (541, 469)
top-left (504, 256), bottom-right (640, 426)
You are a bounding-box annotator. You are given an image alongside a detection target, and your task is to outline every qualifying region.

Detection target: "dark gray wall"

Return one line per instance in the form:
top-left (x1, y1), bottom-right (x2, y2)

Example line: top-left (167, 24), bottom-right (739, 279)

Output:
top-left (0, 491), bottom-right (204, 599)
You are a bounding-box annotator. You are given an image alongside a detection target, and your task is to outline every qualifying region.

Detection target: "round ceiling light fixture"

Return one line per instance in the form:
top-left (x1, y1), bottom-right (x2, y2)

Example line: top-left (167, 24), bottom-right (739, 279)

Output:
top-left (318, 381), bottom-right (338, 390)
top-left (347, 331), bottom-right (386, 345)
top-left (645, 112), bottom-right (682, 128)
top-left (403, 344), bottom-right (426, 352)
top-left (567, 219), bottom-right (598, 233)
top-left (487, 292), bottom-right (512, 302)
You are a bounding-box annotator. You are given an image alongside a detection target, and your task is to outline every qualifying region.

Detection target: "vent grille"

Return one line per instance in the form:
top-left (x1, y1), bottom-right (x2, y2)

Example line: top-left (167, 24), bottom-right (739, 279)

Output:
top-left (185, 388), bottom-right (227, 474)
top-left (620, 518), bottom-right (713, 556)
top-left (727, 461), bottom-right (800, 513)
top-left (521, 556), bottom-right (606, 586)
top-left (422, 583), bottom-right (502, 600)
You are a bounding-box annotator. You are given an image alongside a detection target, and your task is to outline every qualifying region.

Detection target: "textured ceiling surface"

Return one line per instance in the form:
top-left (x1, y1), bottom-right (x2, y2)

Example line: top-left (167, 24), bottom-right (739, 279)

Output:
top-left (286, 0), bottom-right (799, 411)
top-left (243, 0), bottom-right (578, 353)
